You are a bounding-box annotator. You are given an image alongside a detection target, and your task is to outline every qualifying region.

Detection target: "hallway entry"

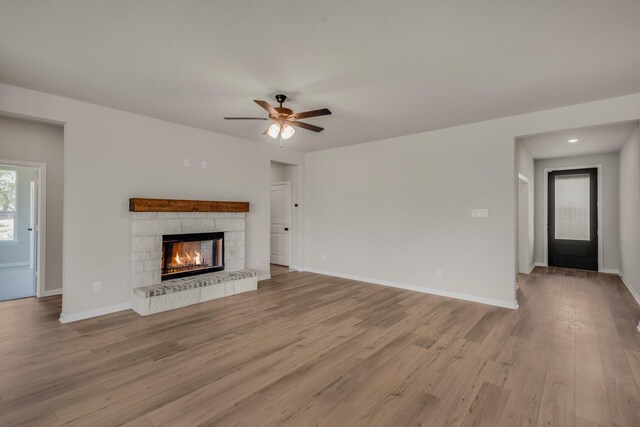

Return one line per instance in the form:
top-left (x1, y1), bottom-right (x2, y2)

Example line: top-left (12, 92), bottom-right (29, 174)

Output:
top-left (0, 164), bottom-right (39, 300)
top-left (548, 168), bottom-right (598, 270)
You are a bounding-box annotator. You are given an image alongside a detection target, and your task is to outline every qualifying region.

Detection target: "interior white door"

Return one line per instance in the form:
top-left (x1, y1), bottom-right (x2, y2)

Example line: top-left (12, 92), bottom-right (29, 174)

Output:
top-left (270, 183), bottom-right (290, 266)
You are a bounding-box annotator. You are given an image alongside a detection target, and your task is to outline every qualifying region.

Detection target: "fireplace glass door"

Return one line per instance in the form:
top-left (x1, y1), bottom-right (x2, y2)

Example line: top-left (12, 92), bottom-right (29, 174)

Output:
top-left (161, 232), bottom-right (224, 280)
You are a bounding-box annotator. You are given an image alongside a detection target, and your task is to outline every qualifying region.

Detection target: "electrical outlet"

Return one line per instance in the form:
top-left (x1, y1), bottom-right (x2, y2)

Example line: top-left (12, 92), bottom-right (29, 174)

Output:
top-left (436, 268), bottom-right (443, 277)
top-left (92, 281), bottom-right (101, 292)
top-left (201, 161), bottom-right (208, 169)
top-left (183, 158), bottom-right (190, 167)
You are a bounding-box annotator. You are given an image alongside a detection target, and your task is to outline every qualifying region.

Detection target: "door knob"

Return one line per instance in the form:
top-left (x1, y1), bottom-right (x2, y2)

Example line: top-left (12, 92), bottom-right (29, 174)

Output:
top-left (284, 227), bottom-right (289, 231)
top-left (27, 228), bottom-right (33, 231)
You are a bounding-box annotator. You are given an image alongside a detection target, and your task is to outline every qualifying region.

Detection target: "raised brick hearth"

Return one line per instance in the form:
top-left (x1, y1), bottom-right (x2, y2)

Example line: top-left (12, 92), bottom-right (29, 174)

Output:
top-left (129, 211), bottom-right (256, 315)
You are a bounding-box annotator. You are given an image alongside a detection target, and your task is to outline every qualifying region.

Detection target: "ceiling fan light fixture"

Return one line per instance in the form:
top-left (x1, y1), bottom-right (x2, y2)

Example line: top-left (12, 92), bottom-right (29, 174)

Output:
top-left (267, 123), bottom-right (281, 139)
top-left (281, 123), bottom-right (295, 140)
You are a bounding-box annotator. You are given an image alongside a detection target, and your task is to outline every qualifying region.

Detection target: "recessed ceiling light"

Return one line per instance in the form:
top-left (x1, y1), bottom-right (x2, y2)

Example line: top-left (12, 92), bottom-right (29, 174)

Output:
top-left (568, 138), bottom-right (579, 143)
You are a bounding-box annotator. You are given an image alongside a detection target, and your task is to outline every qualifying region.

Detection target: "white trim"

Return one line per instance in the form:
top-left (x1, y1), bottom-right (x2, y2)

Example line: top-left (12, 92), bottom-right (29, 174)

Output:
top-left (516, 173), bottom-right (534, 279)
top-left (289, 265), bottom-right (303, 272)
top-left (59, 302), bottom-right (131, 323)
top-left (535, 262), bottom-right (548, 267)
top-left (600, 268), bottom-right (620, 275)
top-left (0, 261), bottom-right (29, 268)
top-left (621, 275), bottom-right (640, 307)
top-left (41, 288), bottom-right (62, 297)
top-left (304, 267), bottom-right (518, 309)
top-left (258, 273), bottom-right (271, 281)
top-left (543, 164), bottom-right (603, 272)
top-left (0, 159), bottom-right (47, 297)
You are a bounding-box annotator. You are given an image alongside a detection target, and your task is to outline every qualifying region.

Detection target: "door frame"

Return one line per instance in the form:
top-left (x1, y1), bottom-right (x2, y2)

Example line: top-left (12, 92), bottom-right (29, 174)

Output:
top-left (543, 164), bottom-right (602, 272)
top-left (270, 181), bottom-right (291, 268)
top-left (0, 158), bottom-right (47, 296)
top-left (517, 173), bottom-right (533, 275)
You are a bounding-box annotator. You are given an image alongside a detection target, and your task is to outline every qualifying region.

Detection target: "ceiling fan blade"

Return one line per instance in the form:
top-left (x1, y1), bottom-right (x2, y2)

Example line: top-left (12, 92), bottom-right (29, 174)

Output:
top-left (224, 117), bottom-right (268, 120)
top-left (290, 120), bottom-right (324, 133)
top-left (254, 100), bottom-right (279, 116)
top-left (292, 108), bottom-right (331, 119)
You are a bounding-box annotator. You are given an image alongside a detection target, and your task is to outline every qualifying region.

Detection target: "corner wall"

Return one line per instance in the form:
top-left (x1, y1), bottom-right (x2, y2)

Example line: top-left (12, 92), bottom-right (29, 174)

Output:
top-left (305, 93), bottom-right (640, 308)
top-left (0, 117), bottom-right (64, 291)
top-left (619, 124), bottom-right (640, 302)
top-left (533, 152), bottom-right (620, 272)
top-left (0, 83), bottom-right (305, 320)
top-left (515, 143), bottom-right (535, 273)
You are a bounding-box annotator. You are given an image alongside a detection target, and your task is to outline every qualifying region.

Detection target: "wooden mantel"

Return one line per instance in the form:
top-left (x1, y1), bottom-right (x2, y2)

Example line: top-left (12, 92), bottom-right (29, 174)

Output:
top-left (129, 198), bottom-right (250, 213)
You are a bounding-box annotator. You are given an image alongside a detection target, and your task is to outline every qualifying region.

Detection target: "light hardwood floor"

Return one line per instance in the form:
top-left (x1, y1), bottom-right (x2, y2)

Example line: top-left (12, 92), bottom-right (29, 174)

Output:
top-left (1, 267), bottom-right (639, 426)
top-left (270, 263), bottom-right (290, 277)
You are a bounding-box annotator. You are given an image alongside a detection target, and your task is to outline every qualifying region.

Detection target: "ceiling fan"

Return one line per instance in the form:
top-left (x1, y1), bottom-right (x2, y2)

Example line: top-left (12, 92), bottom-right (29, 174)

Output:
top-left (224, 94), bottom-right (331, 143)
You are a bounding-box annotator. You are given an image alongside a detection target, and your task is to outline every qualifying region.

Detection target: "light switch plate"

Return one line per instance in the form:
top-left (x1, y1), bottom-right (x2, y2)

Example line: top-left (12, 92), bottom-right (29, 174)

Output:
top-left (471, 208), bottom-right (489, 218)
top-left (201, 161), bottom-right (208, 169)
top-left (183, 158), bottom-right (190, 167)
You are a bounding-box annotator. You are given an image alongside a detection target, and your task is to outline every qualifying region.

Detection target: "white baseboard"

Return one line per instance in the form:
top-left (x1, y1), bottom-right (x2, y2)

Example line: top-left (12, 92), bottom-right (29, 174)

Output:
top-left (0, 261), bottom-right (29, 268)
top-left (620, 275), bottom-right (640, 307)
top-left (59, 302), bottom-right (131, 323)
top-left (40, 288), bottom-right (62, 297)
top-left (304, 267), bottom-right (518, 310)
top-left (289, 265), bottom-right (303, 272)
top-left (533, 262), bottom-right (620, 276)
top-left (258, 274), bottom-right (271, 281)
top-left (518, 264), bottom-right (536, 275)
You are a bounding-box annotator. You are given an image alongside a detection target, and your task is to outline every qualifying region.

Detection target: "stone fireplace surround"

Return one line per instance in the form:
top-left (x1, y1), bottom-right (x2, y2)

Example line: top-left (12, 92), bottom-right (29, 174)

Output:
top-left (130, 211), bottom-right (256, 315)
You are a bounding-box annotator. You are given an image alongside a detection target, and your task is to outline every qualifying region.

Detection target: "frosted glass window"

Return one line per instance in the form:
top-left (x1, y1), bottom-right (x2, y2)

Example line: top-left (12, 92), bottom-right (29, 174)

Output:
top-left (554, 173), bottom-right (590, 241)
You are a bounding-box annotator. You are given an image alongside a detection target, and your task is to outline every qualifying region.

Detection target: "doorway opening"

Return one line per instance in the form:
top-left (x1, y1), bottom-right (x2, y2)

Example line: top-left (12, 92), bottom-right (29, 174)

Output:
top-left (517, 174), bottom-right (533, 275)
top-left (515, 120), bottom-right (635, 275)
top-left (545, 165), bottom-right (600, 271)
top-left (0, 161), bottom-right (43, 301)
top-left (270, 161), bottom-right (299, 278)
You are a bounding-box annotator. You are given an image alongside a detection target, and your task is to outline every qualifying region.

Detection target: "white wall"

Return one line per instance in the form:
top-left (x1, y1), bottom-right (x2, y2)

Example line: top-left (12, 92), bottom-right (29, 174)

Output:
top-left (533, 152), bottom-right (620, 272)
top-left (0, 83), bottom-right (305, 319)
top-left (305, 93), bottom-right (640, 308)
top-left (515, 143), bottom-right (535, 183)
top-left (0, 165), bottom-right (37, 266)
top-left (0, 117), bottom-right (64, 291)
top-left (619, 124), bottom-right (640, 301)
top-left (271, 162), bottom-right (290, 183)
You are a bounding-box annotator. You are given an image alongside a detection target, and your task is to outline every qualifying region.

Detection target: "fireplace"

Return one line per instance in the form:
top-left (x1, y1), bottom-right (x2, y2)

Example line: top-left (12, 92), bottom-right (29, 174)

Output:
top-left (161, 232), bottom-right (224, 280)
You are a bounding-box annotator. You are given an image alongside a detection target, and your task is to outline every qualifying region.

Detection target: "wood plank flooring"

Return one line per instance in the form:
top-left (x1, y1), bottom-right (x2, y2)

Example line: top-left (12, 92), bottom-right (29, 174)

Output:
top-left (1, 267), bottom-right (639, 426)
top-left (270, 264), bottom-right (290, 277)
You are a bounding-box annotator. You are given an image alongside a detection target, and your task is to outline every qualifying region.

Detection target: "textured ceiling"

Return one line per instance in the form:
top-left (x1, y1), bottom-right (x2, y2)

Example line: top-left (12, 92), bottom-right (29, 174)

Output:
top-left (518, 121), bottom-right (637, 159)
top-left (1, 1), bottom-right (640, 152)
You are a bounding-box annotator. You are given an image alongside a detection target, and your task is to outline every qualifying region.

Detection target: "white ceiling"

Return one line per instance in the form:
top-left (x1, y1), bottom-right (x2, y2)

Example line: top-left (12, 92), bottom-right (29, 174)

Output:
top-left (1, 1), bottom-right (640, 152)
top-left (518, 121), bottom-right (638, 159)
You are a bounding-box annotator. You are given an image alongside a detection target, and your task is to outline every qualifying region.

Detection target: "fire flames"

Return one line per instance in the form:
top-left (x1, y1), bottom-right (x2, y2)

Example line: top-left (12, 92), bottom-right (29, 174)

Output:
top-left (162, 239), bottom-right (220, 277)
top-left (173, 250), bottom-right (203, 267)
